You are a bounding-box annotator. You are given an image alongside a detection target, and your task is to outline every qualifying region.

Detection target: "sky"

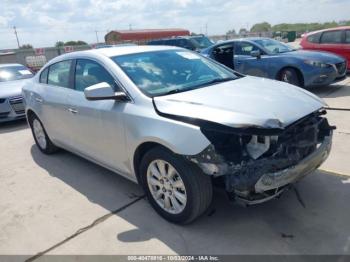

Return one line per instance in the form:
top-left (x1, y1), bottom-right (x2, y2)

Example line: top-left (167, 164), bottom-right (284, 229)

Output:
top-left (0, 0), bottom-right (349, 49)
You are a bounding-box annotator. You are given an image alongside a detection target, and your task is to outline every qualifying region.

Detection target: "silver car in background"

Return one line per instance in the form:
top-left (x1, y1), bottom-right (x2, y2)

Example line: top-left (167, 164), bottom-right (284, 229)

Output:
top-left (22, 46), bottom-right (334, 223)
top-left (0, 64), bottom-right (33, 122)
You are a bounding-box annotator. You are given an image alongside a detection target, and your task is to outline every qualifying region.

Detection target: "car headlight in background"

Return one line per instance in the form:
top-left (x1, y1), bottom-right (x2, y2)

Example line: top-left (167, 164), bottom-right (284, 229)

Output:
top-left (304, 60), bottom-right (330, 68)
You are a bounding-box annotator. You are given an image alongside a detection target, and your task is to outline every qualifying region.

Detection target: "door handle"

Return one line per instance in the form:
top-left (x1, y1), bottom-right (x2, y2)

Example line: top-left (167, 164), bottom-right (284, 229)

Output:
top-left (68, 108), bottom-right (78, 114)
top-left (35, 97), bottom-right (43, 103)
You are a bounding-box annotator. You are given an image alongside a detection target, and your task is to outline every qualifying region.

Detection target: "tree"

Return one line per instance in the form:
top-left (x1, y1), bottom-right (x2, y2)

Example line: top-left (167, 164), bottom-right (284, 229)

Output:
top-left (226, 29), bottom-right (236, 35)
top-left (20, 44), bottom-right (33, 49)
top-left (55, 41), bottom-right (64, 48)
top-left (64, 40), bottom-right (88, 46)
top-left (239, 28), bottom-right (248, 35)
top-left (250, 22), bottom-right (271, 32)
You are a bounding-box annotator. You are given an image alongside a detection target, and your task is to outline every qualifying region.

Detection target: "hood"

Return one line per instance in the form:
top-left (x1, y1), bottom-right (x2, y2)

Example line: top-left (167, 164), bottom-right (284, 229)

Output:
top-left (280, 49), bottom-right (345, 64)
top-left (153, 76), bottom-right (326, 129)
top-left (0, 79), bottom-right (29, 98)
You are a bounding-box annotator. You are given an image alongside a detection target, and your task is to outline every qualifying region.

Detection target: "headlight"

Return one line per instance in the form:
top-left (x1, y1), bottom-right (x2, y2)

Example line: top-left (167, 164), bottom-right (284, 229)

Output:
top-left (304, 60), bottom-right (329, 68)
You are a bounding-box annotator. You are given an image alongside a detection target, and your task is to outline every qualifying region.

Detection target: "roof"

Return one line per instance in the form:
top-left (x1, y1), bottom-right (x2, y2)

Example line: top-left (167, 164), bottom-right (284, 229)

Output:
top-left (92, 45), bottom-right (181, 57)
top-left (306, 26), bottom-right (350, 36)
top-left (49, 45), bottom-right (182, 64)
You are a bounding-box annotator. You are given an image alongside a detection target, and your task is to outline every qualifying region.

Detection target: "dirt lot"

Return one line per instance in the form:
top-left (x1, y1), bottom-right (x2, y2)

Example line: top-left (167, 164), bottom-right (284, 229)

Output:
top-left (1, 78), bottom-right (350, 258)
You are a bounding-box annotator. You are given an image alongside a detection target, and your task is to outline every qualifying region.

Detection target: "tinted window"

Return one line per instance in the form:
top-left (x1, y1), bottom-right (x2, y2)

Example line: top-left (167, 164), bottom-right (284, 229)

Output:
top-left (112, 50), bottom-right (238, 97)
top-left (307, 32), bottom-right (321, 43)
top-left (0, 65), bottom-right (33, 82)
top-left (74, 59), bottom-right (116, 92)
top-left (48, 60), bottom-right (72, 88)
top-left (234, 42), bottom-right (259, 55)
top-left (39, 68), bottom-right (48, 84)
top-left (345, 30), bottom-right (350, 44)
top-left (320, 30), bottom-right (343, 44)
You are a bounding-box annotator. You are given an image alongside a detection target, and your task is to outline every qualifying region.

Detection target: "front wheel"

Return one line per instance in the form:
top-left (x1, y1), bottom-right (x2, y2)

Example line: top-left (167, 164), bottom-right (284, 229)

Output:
top-left (279, 68), bottom-right (302, 87)
top-left (140, 146), bottom-right (213, 224)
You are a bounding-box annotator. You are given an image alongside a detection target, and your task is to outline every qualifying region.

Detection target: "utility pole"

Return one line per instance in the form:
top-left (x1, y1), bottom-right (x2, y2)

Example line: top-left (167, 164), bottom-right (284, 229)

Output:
top-left (13, 26), bottom-right (20, 48)
top-left (205, 23), bottom-right (208, 36)
top-left (95, 30), bottom-right (99, 43)
top-left (129, 24), bottom-right (132, 30)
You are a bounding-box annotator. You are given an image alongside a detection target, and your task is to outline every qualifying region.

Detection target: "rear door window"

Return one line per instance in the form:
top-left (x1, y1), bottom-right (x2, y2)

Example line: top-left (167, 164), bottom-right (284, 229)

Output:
top-left (234, 42), bottom-right (259, 55)
top-left (320, 30), bottom-right (343, 44)
top-left (48, 60), bottom-right (72, 88)
top-left (39, 67), bottom-right (48, 84)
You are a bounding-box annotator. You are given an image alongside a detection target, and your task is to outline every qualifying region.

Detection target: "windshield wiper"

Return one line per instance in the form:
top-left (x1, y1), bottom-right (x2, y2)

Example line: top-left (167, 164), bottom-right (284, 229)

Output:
top-left (200, 77), bottom-right (236, 86)
top-left (159, 77), bottom-right (236, 96)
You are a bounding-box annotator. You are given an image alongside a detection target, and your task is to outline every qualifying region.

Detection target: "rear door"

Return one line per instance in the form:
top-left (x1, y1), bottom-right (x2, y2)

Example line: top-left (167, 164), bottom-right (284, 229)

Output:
top-left (39, 60), bottom-right (74, 146)
top-left (234, 41), bottom-right (268, 77)
top-left (66, 58), bottom-right (128, 173)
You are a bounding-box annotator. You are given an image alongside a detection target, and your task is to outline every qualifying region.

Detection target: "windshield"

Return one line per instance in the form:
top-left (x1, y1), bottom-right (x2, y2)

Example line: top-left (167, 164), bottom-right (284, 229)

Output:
top-left (191, 36), bottom-right (214, 49)
top-left (0, 65), bottom-right (33, 82)
top-left (112, 50), bottom-right (238, 97)
top-left (253, 39), bottom-right (294, 54)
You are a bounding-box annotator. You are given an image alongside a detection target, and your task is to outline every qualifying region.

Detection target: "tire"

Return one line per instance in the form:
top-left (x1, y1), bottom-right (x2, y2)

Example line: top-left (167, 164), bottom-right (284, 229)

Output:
top-left (279, 68), bottom-right (302, 87)
top-left (140, 146), bottom-right (213, 224)
top-left (29, 114), bottom-right (59, 154)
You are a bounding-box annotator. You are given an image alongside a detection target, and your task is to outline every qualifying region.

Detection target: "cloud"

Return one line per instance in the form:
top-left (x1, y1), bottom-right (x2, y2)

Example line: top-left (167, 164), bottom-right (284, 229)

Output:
top-left (0, 0), bottom-right (349, 49)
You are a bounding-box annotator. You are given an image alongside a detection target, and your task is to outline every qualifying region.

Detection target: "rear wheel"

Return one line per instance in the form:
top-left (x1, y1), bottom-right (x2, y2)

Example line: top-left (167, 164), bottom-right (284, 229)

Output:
top-left (140, 146), bottom-right (212, 224)
top-left (29, 115), bottom-right (58, 154)
top-left (279, 68), bottom-right (302, 87)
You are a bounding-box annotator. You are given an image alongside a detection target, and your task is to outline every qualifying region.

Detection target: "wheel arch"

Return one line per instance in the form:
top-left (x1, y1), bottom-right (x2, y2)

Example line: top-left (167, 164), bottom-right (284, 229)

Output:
top-left (133, 141), bottom-right (173, 186)
top-left (276, 66), bottom-right (305, 87)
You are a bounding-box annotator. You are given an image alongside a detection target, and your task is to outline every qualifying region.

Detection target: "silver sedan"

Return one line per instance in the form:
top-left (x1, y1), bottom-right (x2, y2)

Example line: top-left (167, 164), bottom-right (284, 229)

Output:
top-left (0, 63), bottom-right (33, 122)
top-left (22, 46), bottom-right (333, 223)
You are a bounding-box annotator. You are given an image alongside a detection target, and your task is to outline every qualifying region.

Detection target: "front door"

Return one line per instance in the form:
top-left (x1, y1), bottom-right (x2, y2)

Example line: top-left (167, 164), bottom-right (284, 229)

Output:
top-left (66, 59), bottom-right (129, 174)
top-left (234, 41), bottom-right (268, 77)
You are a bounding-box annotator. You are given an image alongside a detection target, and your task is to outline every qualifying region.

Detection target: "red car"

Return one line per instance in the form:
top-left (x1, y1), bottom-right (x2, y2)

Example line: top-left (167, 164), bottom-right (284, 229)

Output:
top-left (300, 26), bottom-right (350, 72)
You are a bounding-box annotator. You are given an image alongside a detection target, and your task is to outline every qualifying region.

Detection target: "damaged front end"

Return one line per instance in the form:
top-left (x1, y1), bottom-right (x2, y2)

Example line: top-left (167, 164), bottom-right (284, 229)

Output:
top-left (186, 110), bottom-right (335, 205)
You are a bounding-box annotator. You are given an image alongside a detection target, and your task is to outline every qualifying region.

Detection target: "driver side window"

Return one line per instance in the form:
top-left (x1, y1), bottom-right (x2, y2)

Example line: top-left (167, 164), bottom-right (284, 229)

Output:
top-left (234, 42), bottom-right (259, 56)
top-left (74, 59), bottom-right (116, 92)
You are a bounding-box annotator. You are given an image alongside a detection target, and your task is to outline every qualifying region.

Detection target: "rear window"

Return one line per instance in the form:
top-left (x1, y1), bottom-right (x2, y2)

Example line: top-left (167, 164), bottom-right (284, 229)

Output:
top-left (320, 30), bottom-right (343, 44)
top-left (0, 65), bottom-right (33, 82)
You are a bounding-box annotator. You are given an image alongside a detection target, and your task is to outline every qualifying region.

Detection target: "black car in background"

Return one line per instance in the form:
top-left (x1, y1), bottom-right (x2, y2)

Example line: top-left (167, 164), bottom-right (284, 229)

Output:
top-left (147, 35), bottom-right (214, 52)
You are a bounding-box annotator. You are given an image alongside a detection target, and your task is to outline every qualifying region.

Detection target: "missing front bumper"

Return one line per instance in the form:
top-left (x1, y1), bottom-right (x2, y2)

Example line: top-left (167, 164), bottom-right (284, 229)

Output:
top-left (254, 135), bottom-right (332, 193)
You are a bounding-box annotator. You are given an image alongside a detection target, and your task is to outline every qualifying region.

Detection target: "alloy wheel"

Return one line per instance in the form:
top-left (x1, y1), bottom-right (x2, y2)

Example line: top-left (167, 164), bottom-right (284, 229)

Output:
top-left (146, 159), bottom-right (187, 214)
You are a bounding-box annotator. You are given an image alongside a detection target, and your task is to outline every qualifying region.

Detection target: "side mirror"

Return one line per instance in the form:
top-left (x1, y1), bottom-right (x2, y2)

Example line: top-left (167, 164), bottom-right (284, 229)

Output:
top-left (251, 50), bottom-right (261, 59)
top-left (84, 82), bottom-right (128, 101)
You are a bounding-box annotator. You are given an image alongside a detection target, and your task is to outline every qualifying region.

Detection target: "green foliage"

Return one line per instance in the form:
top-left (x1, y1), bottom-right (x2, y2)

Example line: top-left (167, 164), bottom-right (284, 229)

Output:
top-left (271, 21), bottom-right (343, 33)
top-left (250, 22), bottom-right (271, 32)
top-left (226, 29), bottom-right (236, 35)
top-left (55, 41), bottom-right (64, 48)
top-left (63, 40), bottom-right (88, 46)
top-left (239, 28), bottom-right (248, 34)
top-left (19, 44), bottom-right (33, 49)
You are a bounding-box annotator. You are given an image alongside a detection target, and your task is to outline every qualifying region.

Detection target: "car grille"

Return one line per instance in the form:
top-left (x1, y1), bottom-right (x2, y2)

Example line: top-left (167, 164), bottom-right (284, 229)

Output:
top-left (9, 96), bottom-right (25, 115)
top-left (335, 62), bottom-right (346, 76)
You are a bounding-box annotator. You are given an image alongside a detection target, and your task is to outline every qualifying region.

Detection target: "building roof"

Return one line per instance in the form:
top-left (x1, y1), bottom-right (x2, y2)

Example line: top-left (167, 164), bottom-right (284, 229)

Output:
top-left (105, 28), bottom-right (190, 41)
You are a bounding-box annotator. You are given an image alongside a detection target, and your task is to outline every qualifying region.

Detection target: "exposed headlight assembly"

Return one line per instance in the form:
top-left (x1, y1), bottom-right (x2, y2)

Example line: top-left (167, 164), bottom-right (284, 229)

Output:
top-left (304, 60), bottom-right (329, 68)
